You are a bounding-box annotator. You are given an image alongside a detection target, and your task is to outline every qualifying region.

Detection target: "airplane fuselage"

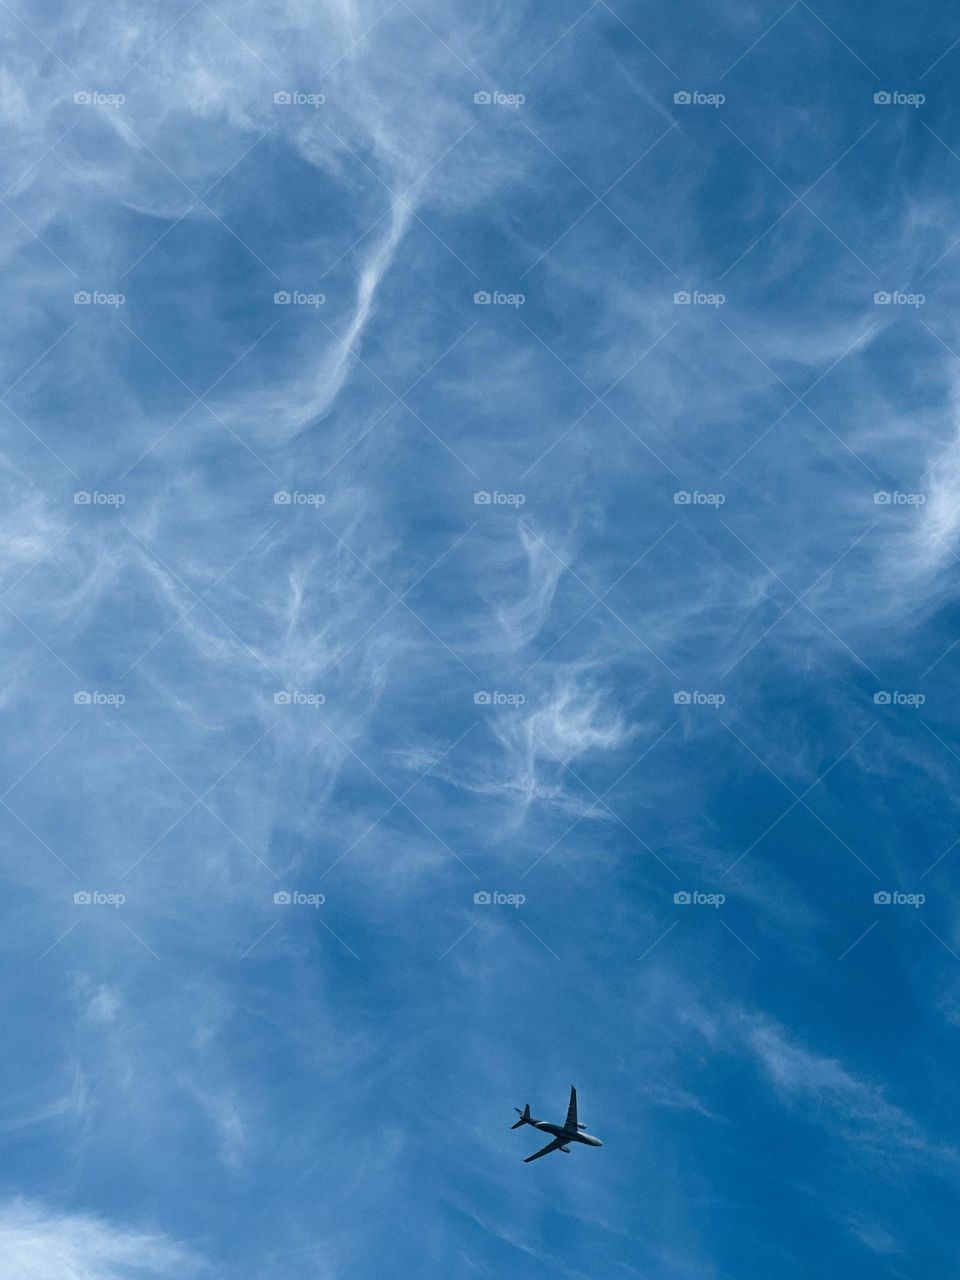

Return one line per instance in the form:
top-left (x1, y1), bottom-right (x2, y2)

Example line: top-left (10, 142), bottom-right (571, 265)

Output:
top-left (528, 1119), bottom-right (603, 1148)
top-left (513, 1088), bottom-right (603, 1162)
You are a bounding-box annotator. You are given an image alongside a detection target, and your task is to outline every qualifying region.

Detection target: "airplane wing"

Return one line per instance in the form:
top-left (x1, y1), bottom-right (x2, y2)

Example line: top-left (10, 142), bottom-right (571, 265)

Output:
top-left (524, 1137), bottom-right (565, 1163)
top-left (564, 1085), bottom-right (578, 1131)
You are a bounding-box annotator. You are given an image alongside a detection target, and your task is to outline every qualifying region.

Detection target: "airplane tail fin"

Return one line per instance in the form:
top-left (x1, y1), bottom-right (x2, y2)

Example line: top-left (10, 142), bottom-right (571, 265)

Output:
top-left (511, 1104), bottom-right (531, 1129)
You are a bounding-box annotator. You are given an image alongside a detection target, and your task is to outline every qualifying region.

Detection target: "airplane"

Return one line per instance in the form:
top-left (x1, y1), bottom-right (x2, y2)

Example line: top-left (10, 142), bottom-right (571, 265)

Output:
top-left (511, 1086), bottom-right (604, 1163)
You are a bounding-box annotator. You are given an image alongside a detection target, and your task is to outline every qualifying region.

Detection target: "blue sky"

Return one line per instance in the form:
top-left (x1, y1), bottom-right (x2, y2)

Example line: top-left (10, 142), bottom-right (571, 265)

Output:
top-left (3, 0), bottom-right (960, 1275)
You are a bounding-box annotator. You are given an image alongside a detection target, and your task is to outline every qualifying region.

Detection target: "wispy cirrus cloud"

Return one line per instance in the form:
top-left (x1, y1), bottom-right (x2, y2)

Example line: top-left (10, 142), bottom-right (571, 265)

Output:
top-left (0, 1200), bottom-right (201, 1280)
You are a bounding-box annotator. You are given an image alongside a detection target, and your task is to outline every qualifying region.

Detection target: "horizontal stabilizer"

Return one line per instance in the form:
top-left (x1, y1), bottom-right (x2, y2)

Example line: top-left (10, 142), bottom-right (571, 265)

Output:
top-left (511, 1103), bottom-right (531, 1129)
